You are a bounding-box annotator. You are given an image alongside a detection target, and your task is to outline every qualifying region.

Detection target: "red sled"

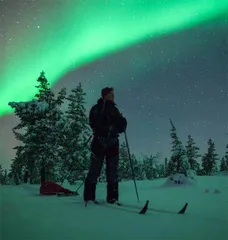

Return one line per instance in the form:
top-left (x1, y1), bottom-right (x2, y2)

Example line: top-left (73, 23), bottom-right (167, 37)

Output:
top-left (40, 181), bottom-right (76, 196)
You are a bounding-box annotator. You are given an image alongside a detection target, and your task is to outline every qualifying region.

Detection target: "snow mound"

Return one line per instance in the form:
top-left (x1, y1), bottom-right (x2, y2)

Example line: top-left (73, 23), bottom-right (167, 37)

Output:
top-left (204, 188), bottom-right (221, 194)
top-left (205, 188), bottom-right (210, 193)
top-left (213, 188), bottom-right (221, 194)
top-left (164, 173), bottom-right (196, 187)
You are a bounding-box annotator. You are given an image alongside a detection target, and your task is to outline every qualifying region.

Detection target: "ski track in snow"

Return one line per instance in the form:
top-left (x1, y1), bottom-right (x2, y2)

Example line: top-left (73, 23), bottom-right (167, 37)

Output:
top-left (1, 176), bottom-right (228, 240)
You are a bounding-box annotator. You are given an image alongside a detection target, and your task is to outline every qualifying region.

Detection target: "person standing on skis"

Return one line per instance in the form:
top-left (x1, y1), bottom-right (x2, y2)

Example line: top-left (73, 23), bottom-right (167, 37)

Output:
top-left (84, 87), bottom-right (127, 204)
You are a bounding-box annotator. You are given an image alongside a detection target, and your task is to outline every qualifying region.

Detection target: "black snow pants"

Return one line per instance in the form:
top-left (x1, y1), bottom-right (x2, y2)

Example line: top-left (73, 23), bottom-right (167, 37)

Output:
top-left (83, 136), bottom-right (119, 202)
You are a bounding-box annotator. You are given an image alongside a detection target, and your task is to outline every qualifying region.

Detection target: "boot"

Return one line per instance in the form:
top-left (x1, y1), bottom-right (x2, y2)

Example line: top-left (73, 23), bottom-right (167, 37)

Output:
top-left (106, 182), bottom-right (119, 203)
top-left (83, 178), bottom-right (96, 202)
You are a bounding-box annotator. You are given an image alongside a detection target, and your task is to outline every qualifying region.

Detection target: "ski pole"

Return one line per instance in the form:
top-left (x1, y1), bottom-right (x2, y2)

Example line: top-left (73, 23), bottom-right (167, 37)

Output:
top-left (124, 131), bottom-right (140, 202)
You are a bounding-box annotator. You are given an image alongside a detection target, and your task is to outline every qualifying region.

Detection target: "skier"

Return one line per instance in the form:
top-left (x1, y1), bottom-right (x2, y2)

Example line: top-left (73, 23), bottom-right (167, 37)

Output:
top-left (83, 87), bottom-right (127, 204)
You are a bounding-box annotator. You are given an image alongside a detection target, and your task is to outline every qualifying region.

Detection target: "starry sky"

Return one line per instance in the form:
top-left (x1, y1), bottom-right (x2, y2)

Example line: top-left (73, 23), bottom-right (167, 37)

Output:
top-left (0, 0), bottom-right (228, 170)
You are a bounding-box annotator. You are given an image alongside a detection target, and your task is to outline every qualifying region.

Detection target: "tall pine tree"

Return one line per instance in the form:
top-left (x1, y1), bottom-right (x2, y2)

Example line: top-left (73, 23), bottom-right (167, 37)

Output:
top-left (118, 142), bottom-right (131, 181)
top-left (185, 135), bottom-right (200, 173)
top-left (0, 164), bottom-right (4, 184)
top-left (220, 157), bottom-right (227, 172)
top-left (131, 154), bottom-right (145, 180)
top-left (133, 156), bottom-right (146, 180)
top-left (142, 154), bottom-right (159, 180)
top-left (59, 83), bottom-right (90, 184)
top-left (164, 157), bottom-right (168, 177)
top-left (9, 72), bottom-right (66, 184)
top-left (225, 144), bottom-right (228, 169)
top-left (8, 150), bottom-right (24, 185)
top-left (220, 144), bottom-right (228, 172)
top-left (167, 119), bottom-right (190, 176)
top-left (156, 163), bottom-right (165, 178)
top-left (201, 139), bottom-right (219, 175)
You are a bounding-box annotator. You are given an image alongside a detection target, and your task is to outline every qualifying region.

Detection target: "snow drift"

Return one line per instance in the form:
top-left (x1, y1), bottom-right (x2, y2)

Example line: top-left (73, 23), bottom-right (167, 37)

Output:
top-left (164, 172), bottom-right (197, 186)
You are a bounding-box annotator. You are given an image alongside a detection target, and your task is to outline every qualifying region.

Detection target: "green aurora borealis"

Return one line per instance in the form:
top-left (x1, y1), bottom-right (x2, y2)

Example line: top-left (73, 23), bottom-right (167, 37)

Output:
top-left (1, 0), bottom-right (228, 115)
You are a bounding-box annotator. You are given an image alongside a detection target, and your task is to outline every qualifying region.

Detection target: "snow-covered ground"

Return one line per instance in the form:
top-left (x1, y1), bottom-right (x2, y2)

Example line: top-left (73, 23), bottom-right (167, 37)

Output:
top-left (1, 176), bottom-right (228, 240)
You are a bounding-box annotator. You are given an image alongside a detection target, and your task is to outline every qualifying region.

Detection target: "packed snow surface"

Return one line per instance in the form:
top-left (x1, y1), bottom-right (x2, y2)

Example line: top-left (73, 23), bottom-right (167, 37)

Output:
top-left (1, 176), bottom-right (228, 240)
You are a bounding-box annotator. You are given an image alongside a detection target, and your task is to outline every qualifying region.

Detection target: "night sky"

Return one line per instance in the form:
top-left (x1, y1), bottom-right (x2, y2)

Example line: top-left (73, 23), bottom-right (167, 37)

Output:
top-left (1, 0), bottom-right (228, 170)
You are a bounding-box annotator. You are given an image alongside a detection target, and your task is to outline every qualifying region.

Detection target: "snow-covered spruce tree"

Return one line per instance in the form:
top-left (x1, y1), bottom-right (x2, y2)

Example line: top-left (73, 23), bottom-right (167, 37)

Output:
top-left (166, 118), bottom-right (180, 176)
top-left (0, 164), bottom-right (4, 184)
top-left (164, 157), bottom-right (168, 177)
top-left (220, 157), bottom-right (228, 172)
top-left (118, 142), bottom-right (132, 181)
top-left (9, 71), bottom-right (66, 184)
top-left (8, 110), bottom-right (35, 185)
top-left (8, 151), bottom-right (24, 185)
top-left (201, 139), bottom-right (219, 176)
top-left (131, 154), bottom-right (143, 180)
top-left (186, 135), bottom-right (200, 174)
top-left (0, 165), bottom-right (9, 185)
top-left (34, 72), bottom-right (66, 183)
top-left (3, 170), bottom-right (9, 184)
top-left (138, 161), bottom-right (147, 180)
top-left (131, 155), bottom-right (146, 180)
top-left (174, 143), bottom-right (190, 174)
top-left (156, 163), bottom-right (166, 178)
top-left (166, 159), bottom-right (175, 177)
top-left (167, 119), bottom-right (190, 176)
top-left (219, 145), bottom-right (228, 172)
top-left (153, 153), bottom-right (162, 179)
top-left (225, 144), bottom-right (228, 170)
top-left (142, 154), bottom-right (159, 180)
top-left (58, 83), bottom-right (90, 185)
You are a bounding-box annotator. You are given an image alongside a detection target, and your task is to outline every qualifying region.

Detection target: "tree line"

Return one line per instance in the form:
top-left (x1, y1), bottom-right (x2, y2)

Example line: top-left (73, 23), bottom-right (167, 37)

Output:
top-left (1, 72), bottom-right (228, 185)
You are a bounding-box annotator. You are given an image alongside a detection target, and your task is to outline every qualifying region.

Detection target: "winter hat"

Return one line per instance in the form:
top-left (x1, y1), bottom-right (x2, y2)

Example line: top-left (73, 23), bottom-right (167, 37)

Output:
top-left (101, 87), bottom-right (114, 98)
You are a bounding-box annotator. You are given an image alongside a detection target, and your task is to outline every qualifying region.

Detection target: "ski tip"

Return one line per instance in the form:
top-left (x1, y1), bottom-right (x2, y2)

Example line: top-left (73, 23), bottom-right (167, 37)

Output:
top-left (139, 200), bottom-right (149, 214)
top-left (178, 202), bottom-right (188, 214)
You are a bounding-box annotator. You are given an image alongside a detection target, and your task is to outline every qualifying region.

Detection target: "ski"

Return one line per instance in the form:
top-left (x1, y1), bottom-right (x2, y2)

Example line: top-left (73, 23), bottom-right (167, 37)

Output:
top-left (85, 200), bottom-right (150, 214)
top-left (94, 200), bottom-right (188, 215)
top-left (139, 200), bottom-right (149, 214)
top-left (105, 200), bottom-right (149, 214)
top-left (146, 202), bottom-right (188, 215)
top-left (118, 201), bottom-right (188, 215)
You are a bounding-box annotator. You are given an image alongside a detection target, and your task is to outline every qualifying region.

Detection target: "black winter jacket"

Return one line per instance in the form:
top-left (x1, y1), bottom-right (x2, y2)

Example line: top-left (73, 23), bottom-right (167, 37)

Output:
top-left (89, 98), bottom-right (127, 138)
